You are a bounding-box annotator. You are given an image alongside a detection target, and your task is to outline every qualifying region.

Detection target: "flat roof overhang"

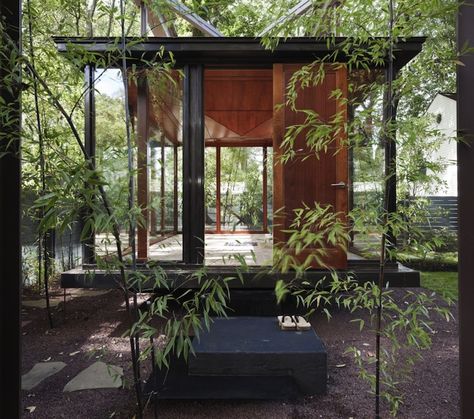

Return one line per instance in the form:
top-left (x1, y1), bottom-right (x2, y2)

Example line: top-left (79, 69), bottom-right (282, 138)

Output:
top-left (53, 36), bottom-right (426, 68)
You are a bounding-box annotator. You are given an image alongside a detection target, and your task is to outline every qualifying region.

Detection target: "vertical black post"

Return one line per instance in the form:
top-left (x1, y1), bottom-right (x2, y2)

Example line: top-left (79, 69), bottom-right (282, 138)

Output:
top-left (383, 66), bottom-right (399, 254)
top-left (136, 72), bottom-right (149, 261)
top-left (160, 134), bottom-right (165, 232)
top-left (173, 144), bottom-right (178, 232)
top-left (216, 145), bottom-right (221, 233)
top-left (182, 64), bottom-right (204, 264)
top-left (0, 0), bottom-right (21, 416)
top-left (83, 64), bottom-right (96, 264)
top-left (348, 104), bottom-right (355, 245)
top-left (140, 1), bottom-right (148, 37)
top-left (262, 146), bottom-right (268, 233)
top-left (457, 2), bottom-right (474, 417)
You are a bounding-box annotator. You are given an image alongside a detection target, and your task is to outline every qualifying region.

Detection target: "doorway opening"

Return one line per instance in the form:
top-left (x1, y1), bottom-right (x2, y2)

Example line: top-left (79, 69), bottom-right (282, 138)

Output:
top-left (203, 69), bottom-right (274, 265)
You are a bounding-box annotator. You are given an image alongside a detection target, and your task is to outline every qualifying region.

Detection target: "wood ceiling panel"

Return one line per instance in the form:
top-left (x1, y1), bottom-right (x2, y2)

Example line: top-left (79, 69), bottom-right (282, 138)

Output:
top-left (206, 110), bottom-right (272, 136)
top-left (204, 69), bottom-right (273, 138)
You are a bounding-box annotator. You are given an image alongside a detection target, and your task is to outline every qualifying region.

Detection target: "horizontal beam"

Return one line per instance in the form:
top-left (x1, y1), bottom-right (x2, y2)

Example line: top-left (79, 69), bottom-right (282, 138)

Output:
top-left (54, 37), bottom-right (426, 69)
top-left (205, 138), bottom-right (272, 147)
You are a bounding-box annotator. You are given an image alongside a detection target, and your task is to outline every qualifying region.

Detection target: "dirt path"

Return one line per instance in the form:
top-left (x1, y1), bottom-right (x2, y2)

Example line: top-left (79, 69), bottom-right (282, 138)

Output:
top-left (21, 288), bottom-right (459, 418)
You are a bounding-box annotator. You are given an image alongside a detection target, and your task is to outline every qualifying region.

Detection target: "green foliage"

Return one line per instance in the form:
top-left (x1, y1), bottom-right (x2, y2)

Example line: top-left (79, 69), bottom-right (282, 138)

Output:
top-left (421, 271), bottom-right (458, 300)
top-left (289, 274), bottom-right (454, 416)
top-left (273, 203), bottom-right (349, 272)
top-left (259, 1), bottom-right (458, 415)
top-left (8, 0), bottom-right (460, 416)
top-left (132, 267), bottom-right (234, 369)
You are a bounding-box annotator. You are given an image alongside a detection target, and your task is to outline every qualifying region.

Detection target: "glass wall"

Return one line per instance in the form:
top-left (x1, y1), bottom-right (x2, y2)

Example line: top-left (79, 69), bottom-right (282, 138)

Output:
top-left (205, 147), bottom-right (217, 232)
top-left (265, 146), bottom-right (273, 230)
top-left (204, 146), bottom-right (270, 234)
top-left (147, 68), bottom-right (183, 261)
top-left (94, 68), bottom-right (129, 256)
top-left (220, 147), bottom-right (264, 231)
top-left (150, 138), bottom-right (181, 236)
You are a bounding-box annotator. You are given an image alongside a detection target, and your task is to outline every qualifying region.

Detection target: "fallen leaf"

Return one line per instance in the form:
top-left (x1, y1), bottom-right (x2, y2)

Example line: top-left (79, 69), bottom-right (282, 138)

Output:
top-left (42, 356), bottom-right (51, 362)
top-left (362, 343), bottom-right (370, 347)
top-left (69, 351), bottom-right (80, 356)
top-left (335, 364), bottom-right (346, 368)
top-left (26, 406), bottom-right (36, 413)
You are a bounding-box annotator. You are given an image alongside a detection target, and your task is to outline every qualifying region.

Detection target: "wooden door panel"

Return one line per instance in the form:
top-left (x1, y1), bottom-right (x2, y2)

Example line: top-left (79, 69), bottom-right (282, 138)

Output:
top-left (273, 64), bottom-right (348, 269)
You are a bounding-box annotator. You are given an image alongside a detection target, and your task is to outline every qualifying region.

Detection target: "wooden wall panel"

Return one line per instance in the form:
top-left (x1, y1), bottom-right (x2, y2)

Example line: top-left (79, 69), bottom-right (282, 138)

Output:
top-left (273, 64), bottom-right (348, 269)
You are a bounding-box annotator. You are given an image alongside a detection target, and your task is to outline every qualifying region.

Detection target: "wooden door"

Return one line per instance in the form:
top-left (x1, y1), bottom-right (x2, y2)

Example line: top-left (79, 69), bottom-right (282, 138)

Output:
top-left (273, 64), bottom-right (348, 269)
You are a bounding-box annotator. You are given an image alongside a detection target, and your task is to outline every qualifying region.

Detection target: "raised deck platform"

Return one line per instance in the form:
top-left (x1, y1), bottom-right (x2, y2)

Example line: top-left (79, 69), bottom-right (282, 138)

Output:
top-left (61, 259), bottom-right (420, 291)
top-left (146, 316), bottom-right (327, 399)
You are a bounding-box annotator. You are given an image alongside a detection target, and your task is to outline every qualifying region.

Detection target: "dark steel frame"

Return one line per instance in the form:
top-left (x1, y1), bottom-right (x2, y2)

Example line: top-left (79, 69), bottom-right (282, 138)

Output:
top-left (457, 2), bottom-right (474, 417)
top-left (182, 64), bottom-right (205, 264)
top-left (82, 64), bottom-right (96, 264)
top-left (56, 36), bottom-right (426, 265)
top-left (0, 0), bottom-right (21, 416)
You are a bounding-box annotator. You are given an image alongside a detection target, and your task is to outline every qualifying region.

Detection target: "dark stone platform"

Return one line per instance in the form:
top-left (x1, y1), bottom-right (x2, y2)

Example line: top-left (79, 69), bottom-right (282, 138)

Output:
top-left (146, 316), bottom-right (327, 399)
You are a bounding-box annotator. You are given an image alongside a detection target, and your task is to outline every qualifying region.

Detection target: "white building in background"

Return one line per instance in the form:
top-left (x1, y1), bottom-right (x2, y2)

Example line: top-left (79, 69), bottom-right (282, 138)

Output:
top-left (427, 92), bottom-right (457, 197)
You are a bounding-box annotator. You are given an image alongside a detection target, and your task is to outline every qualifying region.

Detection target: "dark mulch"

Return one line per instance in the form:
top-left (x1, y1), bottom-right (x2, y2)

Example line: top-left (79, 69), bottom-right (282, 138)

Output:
top-left (21, 288), bottom-right (459, 418)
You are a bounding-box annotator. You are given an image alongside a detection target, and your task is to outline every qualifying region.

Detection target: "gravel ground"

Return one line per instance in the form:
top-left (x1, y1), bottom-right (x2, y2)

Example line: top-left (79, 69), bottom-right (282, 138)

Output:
top-left (21, 288), bottom-right (459, 419)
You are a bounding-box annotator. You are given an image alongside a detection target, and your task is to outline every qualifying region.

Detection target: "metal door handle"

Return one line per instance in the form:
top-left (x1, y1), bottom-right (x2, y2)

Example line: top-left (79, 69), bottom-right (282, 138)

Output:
top-left (331, 181), bottom-right (346, 188)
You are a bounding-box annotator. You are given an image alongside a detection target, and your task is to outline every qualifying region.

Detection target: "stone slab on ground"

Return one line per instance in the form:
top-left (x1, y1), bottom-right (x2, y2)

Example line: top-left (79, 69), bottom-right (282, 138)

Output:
top-left (22, 298), bottom-right (62, 309)
top-left (67, 289), bottom-right (111, 298)
top-left (22, 362), bottom-right (67, 391)
top-left (63, 361), bottom-right (123, 392)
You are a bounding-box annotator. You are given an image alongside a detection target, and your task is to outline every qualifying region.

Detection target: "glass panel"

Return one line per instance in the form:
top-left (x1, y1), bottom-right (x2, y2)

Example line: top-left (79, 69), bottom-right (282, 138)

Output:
top-left (94, 68), bottom-right (129, 256)
top-left (220, 147), bottom-right (264, 232)
top-left (149, 140), bottom-right (162, 235)
top-left (148, 69), bottom-right (183, 261)
top-left (205, 147), bottom-right (217, 231)
top-left (164, 145), bottom-right (176, 231)
top-left (150, 139), bottom-right (178, 235)
top-left (266, 146), bottom-right (273, 230)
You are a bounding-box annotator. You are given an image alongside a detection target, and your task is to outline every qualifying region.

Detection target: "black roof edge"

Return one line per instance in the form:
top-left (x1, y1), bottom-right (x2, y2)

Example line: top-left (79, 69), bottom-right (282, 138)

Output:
top-left (52, 36), bottom-right (427, 69)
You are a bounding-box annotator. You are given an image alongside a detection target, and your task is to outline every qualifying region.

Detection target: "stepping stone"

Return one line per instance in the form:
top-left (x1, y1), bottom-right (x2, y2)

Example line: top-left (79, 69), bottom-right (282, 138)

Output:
top-left (69, 289), bottom-right (110, 298)
top-left (63, 361), bottom-right (123, 392)
top-left (22, 362), bottom-right (67, 391)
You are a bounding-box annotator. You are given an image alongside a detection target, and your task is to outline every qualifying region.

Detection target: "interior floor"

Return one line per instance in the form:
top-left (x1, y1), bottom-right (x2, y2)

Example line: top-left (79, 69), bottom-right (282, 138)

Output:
top-left (149, 233), bottom-right (365, 265)
top-left (150, 233), bottom-right (273, 265)
top-left (97, 233), bottom-right (364, 265)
